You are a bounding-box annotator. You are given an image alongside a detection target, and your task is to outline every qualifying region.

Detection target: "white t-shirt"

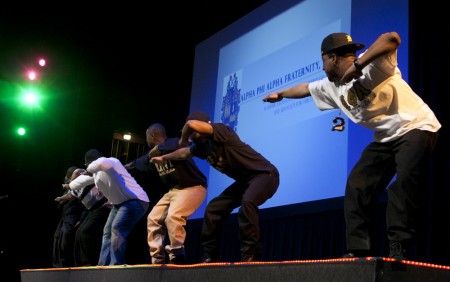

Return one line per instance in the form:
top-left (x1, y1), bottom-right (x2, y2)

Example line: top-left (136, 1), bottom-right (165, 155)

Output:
top-left (86, 157), bottom-right (149, 205)
top-left (308, 50), bottom-right (441, 142)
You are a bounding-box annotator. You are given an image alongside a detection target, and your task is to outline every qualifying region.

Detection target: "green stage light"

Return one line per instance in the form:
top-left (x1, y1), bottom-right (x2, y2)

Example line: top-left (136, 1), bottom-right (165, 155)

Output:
top-left (24, 92), bottom-right (37, 104)
top-left (20, 89), bottom-right (41, 108)
top-left (17, 127), bottom-right (26, 136)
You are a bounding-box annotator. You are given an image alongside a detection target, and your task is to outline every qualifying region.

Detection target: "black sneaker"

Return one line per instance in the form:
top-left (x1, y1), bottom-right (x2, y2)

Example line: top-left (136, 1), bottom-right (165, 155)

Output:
top-left (241, 244), bottom-right (262, 262)
top-left (151, 256), bottom-right (166, 264)
top-left (341, 250), bottom-right (369, 258)
top-left (170, 255), bottom-right (186, 264)
top-left (241, 254), bottom-right (258, 262)
top-left (341, 252), bottom-right (357, 258)
top-left (389, 241), bottom-right (405, 260)
top-left (203, 255), bottom-right (220, 263)
top-left (166, 245), bottom-right (186, 264)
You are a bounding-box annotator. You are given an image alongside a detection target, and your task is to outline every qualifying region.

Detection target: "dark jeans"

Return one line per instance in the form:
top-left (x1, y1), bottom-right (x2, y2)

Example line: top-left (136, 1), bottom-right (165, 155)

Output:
top-left (201, 167), bottom-right (279, 259)
top-left (344, 129), bottom-right (438, 252)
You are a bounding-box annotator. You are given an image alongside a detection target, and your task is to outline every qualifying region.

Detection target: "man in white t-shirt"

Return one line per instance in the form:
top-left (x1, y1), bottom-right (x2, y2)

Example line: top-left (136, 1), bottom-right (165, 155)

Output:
top-left (263, 32), bottom-right (441, 261)
top-left (83, 149), bottom-right (150, 265)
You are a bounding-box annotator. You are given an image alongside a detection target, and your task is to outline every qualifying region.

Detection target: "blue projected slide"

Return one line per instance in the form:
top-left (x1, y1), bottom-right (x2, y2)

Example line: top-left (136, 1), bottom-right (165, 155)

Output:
top-left (189, 0), bottom-right (408, 219)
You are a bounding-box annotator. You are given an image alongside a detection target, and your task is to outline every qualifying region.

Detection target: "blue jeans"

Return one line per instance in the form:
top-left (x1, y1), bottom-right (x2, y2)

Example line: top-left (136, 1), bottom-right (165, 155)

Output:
top-left (98, 199), bottom-right (149, 265)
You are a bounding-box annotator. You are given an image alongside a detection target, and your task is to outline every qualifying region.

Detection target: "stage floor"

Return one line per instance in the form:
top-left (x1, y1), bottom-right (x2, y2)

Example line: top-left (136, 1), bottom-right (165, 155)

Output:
top-left (20, 257), bottom-right (450, 282)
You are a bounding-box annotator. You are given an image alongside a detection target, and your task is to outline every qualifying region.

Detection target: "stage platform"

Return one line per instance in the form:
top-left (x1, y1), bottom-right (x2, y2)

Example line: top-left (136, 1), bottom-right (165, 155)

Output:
top-left (20, 257), bottom-right (450, 282)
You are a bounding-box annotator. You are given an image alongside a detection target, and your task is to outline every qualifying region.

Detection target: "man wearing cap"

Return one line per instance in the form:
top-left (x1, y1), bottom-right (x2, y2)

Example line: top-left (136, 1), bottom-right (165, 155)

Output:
top-left (263, 32), bottom-right (441, 260)
top-left (150, 111), bottom-right (280, 262)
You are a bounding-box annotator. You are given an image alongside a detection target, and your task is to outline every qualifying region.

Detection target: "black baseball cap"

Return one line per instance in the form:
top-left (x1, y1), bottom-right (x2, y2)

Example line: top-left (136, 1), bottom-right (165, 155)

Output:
top-left (321, 32), bottom-right (365, 55)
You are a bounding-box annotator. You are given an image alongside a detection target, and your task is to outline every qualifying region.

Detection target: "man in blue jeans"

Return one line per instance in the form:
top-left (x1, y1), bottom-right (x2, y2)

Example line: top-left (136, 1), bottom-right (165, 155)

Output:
top-left (83, 149), bottom-right (150, 265)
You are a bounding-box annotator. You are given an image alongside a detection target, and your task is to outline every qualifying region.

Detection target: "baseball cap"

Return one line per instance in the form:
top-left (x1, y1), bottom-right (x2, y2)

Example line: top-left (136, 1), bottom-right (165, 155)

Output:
top-left (321, 32), bottom-right (365, 55)
top-left (186, 111), bottom-right (211, 123)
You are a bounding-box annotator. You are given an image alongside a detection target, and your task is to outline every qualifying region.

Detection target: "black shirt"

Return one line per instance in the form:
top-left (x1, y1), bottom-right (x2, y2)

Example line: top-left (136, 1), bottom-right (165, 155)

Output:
top-left (191, 123), bottom-right (276, 181)
top-left (134, 137), bottom-right (207, 189)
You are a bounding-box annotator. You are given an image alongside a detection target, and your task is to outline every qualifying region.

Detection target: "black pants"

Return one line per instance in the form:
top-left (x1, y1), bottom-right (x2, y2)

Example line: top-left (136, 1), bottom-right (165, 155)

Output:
top-left (201, 168), bottom-right (279, 259)
top-left (344, 129), bottom-right (438, 252)
top-left (52, 216), bottom-right (78, 267)
top-left (74, 205), bottom-right (111, 266)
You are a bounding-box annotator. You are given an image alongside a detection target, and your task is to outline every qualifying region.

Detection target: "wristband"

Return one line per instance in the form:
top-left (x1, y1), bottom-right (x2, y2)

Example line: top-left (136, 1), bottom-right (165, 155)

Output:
top-left (353, 59), bottom-right (363, 71)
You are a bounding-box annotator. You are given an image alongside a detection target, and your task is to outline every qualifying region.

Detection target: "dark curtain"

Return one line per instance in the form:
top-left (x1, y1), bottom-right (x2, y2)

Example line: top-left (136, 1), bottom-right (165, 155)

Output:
top-left (185, 0), bottom-right (450, 266)
top-left (408, 0), bottom-right (450, 265)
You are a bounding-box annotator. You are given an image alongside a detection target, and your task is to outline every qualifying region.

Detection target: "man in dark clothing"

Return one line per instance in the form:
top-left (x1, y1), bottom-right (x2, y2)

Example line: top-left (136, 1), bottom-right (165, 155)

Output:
top-left (57, 168), bottom-right (111, 266)
top-left (150, 112), bottom-right (280, 262)
top-left (52, 166), bottom-right (87, 267)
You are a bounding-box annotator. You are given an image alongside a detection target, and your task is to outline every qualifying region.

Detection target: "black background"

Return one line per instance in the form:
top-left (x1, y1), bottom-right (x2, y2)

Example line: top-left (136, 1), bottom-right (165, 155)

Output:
top-left (0, 1), bottom-right (268, 278)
